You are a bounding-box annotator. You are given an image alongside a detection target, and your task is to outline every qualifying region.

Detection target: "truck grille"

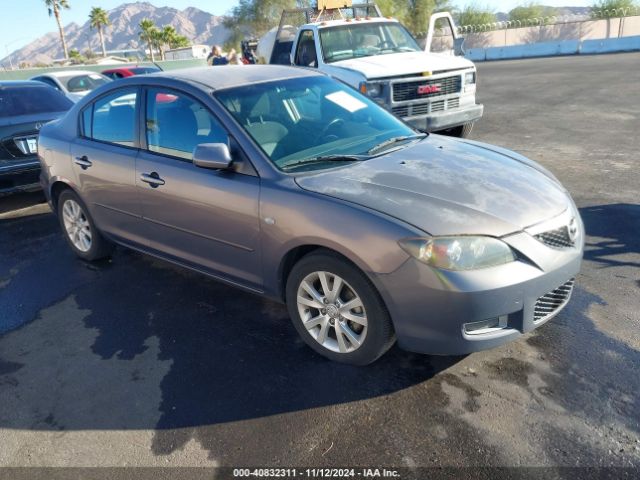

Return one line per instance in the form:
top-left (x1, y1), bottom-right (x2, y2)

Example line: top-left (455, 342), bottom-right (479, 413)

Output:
top-left (533, 279), bottom-right (575, 322)
top-left (393, 75), bottom-right (462, 102)
top-left (392, 97), bottom-right (460, 118)
top-left (534, 226), bottom-right (575, 249)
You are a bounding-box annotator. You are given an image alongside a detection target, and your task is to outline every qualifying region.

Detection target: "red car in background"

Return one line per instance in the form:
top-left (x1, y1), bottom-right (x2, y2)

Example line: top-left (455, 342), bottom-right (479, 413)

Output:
top-left (101, 66), bottom-right (161, 80)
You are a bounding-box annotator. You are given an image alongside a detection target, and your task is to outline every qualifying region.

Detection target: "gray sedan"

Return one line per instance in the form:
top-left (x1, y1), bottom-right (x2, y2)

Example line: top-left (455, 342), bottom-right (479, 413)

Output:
top-left (37, 66), bottom-right (583, 365)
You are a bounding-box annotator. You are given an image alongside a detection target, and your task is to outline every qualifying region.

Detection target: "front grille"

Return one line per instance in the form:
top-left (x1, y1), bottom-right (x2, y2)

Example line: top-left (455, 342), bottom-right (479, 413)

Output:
top-left (448, 97), bottom-right (460, 109)
top-left (393, 75), bottom-right (462, 102)
top-left (534, 279), bottom-right (575, 322)
top-left (431, 100), bottom-right (445, 112)
top-left (391, 97), bottom-right (461, 119)
top-left (392, 106), bottom-right (409, 117)
top-left (535, 226), bottom-right (575, 249)
top-left (413, 103), bottom-right (430, 115)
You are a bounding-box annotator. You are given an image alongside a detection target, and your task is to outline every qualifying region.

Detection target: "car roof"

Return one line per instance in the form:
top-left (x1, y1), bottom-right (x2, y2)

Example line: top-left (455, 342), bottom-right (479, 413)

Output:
top-left (153, 65), bottom-right (323, 91)
top-left (0, 80), bottom-right (58, 88)
top-left (37, 70), bottom-right (101, 78)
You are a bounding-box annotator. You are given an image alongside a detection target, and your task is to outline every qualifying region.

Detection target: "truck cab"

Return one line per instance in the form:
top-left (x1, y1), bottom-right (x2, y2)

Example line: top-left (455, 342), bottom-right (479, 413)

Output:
top-left (258, 3), bottom-right (483, 137)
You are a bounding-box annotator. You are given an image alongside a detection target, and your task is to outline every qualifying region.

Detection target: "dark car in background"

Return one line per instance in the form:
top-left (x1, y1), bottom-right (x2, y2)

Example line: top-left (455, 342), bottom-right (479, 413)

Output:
top-left (101, 66), bottom-right (161, 80)
top-left (0, 81), bottom-right (73, 195)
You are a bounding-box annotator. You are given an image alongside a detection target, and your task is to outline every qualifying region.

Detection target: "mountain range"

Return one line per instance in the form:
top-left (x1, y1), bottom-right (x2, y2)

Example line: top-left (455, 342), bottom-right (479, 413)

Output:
top-left (2, 2), bottom-right (230, 67)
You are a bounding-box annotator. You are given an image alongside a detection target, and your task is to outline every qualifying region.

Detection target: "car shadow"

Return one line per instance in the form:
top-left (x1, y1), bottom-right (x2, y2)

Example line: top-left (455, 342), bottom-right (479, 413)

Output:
top-left (0, 191), bottom-right (46, 214)
top-left (0, 206), bottom-right (463, 446)
top-left (579, 204), bottom-right (640, 268)
top-left (1, 201), bottom-right (637, 460)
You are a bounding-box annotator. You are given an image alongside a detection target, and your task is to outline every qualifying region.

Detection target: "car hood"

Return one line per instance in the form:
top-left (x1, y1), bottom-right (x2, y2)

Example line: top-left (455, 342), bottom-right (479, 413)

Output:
top-left (294, 135), bottom-right (570, 237)
top-left (330, 51), bottom-right (474, 80)
top-left (67, 91), bottom-right (89, 102)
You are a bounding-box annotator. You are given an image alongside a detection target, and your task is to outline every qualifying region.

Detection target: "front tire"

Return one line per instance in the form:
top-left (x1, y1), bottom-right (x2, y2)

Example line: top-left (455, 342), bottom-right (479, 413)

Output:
top-left (57, 189), bottom-right (113, 261)
top-left (286, 251), bottom-right (395, 365)
top-left (438, 122), bottom-right (474, 138)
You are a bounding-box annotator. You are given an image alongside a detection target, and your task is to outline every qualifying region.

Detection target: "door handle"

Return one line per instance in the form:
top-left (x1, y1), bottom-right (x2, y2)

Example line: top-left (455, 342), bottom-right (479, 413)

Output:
top-left (74, 155), bottom-right (92, 169)
top-left (140, 172), bottom-right (165, 188)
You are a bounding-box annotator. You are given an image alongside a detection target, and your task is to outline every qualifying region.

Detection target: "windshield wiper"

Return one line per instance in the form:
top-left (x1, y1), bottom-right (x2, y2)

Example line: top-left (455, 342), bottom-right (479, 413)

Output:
top-left (367, 134), bottom-right (427, 155)
top-left (281, 154), bottom-right (369, 171)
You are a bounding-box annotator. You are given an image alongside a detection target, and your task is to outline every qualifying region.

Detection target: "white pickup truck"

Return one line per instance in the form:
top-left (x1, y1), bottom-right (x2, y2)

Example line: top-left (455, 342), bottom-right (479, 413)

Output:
top-left (257, 2), bottom-right (483, 137)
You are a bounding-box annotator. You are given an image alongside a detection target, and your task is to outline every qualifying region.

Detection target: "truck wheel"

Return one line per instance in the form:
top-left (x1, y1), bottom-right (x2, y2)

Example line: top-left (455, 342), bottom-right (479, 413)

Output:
top-left (286, 251), bottom-right (395, 365)
top-left (439, 123), bottom-right (474, 138)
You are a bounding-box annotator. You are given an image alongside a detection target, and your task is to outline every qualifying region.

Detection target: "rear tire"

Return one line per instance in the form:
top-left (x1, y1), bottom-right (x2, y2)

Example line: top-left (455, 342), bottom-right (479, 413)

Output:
top-left (286, 251), bottom-right (395, 365)
top-left (57, 189), bottom-right (113, 261)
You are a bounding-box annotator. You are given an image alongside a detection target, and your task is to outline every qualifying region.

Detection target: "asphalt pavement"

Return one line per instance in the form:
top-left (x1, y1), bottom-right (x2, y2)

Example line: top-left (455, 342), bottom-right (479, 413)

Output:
top-left (0, 53), bottom-right (639, 475)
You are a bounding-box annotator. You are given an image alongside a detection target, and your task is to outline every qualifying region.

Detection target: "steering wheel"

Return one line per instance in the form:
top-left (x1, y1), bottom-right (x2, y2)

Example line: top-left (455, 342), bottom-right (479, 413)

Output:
top-left (318, 118), bottom-right (345, 143)
top-left (377, 40), bottom-right (395, 49)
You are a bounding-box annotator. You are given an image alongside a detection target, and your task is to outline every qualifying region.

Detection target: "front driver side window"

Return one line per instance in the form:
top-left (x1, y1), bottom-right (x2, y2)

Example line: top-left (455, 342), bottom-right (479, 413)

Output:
top-left (145, 88), bottom-right (228, 161)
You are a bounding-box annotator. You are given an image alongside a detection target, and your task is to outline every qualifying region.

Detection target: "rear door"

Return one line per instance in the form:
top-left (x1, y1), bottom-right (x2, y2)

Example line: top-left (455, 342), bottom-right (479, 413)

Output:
top-left (70, 87), bottom-right (146, 245)
top-left (135, 87), bottom-right (262, 290)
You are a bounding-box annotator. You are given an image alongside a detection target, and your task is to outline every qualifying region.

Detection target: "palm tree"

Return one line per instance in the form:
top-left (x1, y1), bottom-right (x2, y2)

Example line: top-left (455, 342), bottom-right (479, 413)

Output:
top-left (138, 18), bottom-right (157, 61)
top-left (159, 25), bottom-right (180, 60)
top-left (89, 7), bottom-right (110, 58)
top-left (171, 35), bottom-right (190, 49)
top-left (44, 0), bottom-right (70, 60)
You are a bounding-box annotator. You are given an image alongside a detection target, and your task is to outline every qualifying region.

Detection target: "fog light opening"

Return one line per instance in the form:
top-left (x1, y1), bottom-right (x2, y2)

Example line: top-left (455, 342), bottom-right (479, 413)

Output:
top-left (464, 315), bottom-right (508, 336)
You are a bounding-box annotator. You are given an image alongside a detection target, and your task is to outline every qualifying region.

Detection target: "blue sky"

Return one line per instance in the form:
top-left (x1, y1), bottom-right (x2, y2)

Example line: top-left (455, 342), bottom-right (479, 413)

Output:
top-left (2, 0), bottom-right (592, 56)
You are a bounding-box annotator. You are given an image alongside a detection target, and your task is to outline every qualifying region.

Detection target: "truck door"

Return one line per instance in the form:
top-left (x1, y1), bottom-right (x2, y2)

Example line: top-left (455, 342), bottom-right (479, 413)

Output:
top-left (425, 12), bottom-right (465, 56)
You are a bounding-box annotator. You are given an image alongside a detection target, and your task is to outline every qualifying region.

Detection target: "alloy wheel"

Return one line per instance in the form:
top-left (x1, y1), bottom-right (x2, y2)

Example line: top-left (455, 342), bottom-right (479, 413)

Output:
top-left (62, 199), bottom-right (92, 253)
top-left (296, 271), bottom-right (368, 354)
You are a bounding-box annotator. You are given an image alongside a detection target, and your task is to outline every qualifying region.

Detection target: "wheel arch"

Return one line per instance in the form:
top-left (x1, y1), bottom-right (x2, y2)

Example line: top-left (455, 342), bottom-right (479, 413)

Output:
top-left (49, 180), bottom-right (78, 212)
top-left (277, 243), bottom-right (379, 303)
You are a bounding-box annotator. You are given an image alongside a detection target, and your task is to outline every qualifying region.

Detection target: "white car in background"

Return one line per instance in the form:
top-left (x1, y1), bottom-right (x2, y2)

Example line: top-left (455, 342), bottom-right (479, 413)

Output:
top-left (30, 70), bottom-right (111, 102)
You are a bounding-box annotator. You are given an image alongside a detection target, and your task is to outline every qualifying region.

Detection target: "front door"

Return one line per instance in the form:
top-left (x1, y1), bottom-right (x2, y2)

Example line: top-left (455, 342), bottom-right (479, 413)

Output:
top-left (135, 87), bottom-right (262, 290)
top-left (70, 87), bottom-right (146, 245)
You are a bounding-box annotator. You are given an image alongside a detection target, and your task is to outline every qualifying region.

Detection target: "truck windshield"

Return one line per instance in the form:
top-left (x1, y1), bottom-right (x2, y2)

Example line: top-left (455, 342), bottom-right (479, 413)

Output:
top-left (215, 76), bottom-right (417, 172)
top-left (320, 22), bottom-right (422, 64)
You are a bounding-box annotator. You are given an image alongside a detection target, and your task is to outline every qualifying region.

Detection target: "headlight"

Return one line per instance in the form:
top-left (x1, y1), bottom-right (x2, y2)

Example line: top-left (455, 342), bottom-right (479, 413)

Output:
top-left (359, 81), bottom-right (383, 98)
top-left (465, 71), bottom-right (476, 84)
top-left (399, 236), bottom-right (516, 271)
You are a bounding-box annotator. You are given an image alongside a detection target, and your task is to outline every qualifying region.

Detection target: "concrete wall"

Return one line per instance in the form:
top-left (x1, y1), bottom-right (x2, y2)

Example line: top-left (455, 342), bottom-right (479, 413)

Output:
top-left (462, 15), bottom-right (640, 50)
top-left (465, 35), bottom-right (640, 61)
top-left (0, 59), bottom-right (207, 81)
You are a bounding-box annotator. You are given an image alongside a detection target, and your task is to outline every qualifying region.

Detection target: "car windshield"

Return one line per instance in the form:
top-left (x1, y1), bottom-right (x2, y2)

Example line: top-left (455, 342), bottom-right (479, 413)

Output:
top-left (62, 74), bottom-right (109, 93)
top-left (215, 76), bottom-right (418, 172)
top-left (320, 22), bottom-right (422, 64)
top-left (0, 85), bottom-right (73, 117)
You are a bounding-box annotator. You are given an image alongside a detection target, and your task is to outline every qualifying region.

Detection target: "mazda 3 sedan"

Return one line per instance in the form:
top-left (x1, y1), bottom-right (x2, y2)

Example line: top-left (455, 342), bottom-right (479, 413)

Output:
top-left (38, 66), bottom-right (583, 365)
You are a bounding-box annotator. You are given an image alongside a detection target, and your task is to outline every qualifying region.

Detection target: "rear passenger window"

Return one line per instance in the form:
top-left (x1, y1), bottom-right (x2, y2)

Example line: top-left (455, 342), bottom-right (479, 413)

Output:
top-left (85, 89), bottom-right (137, 147)
top-left (145, 88), bottom-right (228, 160)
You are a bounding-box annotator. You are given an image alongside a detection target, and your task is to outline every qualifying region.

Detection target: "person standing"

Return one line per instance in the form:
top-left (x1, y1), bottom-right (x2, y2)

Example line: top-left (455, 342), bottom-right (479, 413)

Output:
top-left (211, 45), bottom-right (229, 66)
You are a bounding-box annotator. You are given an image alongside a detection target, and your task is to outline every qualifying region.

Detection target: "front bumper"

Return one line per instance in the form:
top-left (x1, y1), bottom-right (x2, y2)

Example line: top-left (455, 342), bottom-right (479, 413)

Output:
top-left (0, 159), bottom-right (41, 196)
top-left (371, 237), bottom-right (583, 355)
top-left (403, 103), bottom-right (484, 132)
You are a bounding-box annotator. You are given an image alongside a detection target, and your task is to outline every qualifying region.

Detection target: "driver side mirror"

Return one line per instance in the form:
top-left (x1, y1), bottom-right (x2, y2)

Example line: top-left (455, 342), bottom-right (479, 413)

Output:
top-left (193, 143), bottom-right (233, 170)
top-left (454, 37), bottom-right (466, 57)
